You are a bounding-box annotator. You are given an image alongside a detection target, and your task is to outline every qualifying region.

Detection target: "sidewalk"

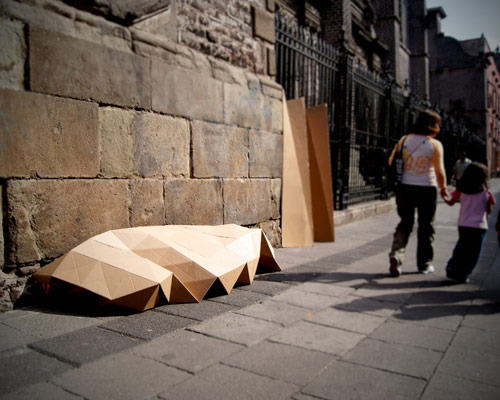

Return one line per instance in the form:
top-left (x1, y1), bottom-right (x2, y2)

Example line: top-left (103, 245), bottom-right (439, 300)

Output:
top-left (1, 181), bottom-right (500, 399)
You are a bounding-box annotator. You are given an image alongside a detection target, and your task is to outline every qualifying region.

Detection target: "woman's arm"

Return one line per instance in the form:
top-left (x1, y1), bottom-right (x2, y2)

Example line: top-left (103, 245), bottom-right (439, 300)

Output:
top-left (431, 138), bottom-right (449, 199)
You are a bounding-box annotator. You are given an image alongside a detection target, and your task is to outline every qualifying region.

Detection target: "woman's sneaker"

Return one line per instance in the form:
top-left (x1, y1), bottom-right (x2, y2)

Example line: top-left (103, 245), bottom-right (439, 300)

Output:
top-left (419, 265), bottom-right (435, 274)
top-left (389, 257), bottom-right (402, 277)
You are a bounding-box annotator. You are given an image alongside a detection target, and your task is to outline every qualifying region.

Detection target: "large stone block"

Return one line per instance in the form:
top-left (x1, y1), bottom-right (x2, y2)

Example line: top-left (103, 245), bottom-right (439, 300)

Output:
top-left (223, 179), bottom-right (276, 225)
top-left (252, 6), bottom-right (275, 44)
top-left (224, 84), bottom-right (282, 132)
top-left (1, 0), bottom-right (131, 51)
top-left (249, 130), bottom-right (283, 178)
top-left (29, 27), bottom-right (150, 108)
top-left (133, 112), bottom-right (190, 177)
top-left (152, 61), bottom-right (224, 123)
top-left (192, 120), bottom-right (249, 178)
top-left (0, 89), bottom-right (99, 178)
top-left (99, 107), bottom-right (135, 178)
top-left (6, 180), bottom-right (129, 263)
top-left (129, 179), bottom-right (165, 227)
top-left (165, 179), bottom-right (223, 225)
top-left (0, 17), bottom-right (26, 90)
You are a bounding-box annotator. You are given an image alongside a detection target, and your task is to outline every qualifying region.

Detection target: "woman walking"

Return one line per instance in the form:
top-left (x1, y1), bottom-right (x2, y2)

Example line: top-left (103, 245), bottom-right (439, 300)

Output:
top-left (388, 109), bottom-right (449, 277)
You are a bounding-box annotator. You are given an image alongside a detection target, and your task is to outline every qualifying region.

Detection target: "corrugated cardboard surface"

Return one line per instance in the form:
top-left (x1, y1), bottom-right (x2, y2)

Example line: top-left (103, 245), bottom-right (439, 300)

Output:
top-left (281, 97), bottom-right (314, 247)
top-left (307, 104), bottom-right (335, 242)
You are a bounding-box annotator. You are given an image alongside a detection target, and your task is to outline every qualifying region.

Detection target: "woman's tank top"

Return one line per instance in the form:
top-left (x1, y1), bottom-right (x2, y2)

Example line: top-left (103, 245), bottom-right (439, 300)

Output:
top-left (401, 134), bottom-right (437, 187)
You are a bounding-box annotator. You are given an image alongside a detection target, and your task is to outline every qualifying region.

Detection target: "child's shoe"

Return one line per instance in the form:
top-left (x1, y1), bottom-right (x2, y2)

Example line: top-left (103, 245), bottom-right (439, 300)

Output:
top-left (389, 256), bottom-right (401, 277)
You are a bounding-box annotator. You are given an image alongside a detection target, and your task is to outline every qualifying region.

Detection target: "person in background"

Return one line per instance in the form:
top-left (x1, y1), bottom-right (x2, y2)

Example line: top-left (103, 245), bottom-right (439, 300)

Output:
top-left (388, 109), bottom-right (449, 277)
top-left (451, 151), bottom-right (471, 186)
top-left (444, 162), bottom-right (496, 283)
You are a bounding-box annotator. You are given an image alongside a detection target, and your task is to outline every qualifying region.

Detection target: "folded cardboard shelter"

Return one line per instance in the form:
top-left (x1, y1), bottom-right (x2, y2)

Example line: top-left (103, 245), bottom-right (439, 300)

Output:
top-left (34, 224), bottom-right (281, 311)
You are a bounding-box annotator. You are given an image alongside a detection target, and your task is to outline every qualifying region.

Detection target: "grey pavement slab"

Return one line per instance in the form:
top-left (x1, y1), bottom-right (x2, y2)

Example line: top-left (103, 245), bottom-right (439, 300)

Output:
top-left (159, 363), bottom-right (299, 400)
top-left (235, 279), bottom-right (293, 296)
top-left (188, 312), bottom-right (281, 346)
top-left (462, 300), bottom-right (500, 332)
top-left (0, 323), bottom-right (39, 352)
top-left (222, 340), bottom-right (336, 386)
top-left (301, 360), bottom-right (426, 400)
top-left (369, 319), bottom-right (455, 351)
top-left (333, 295), bottom-right (400, 317)
top-left (421, 372), bottom-right (500, 400)
top-left (29, 325), bottom-right (143, 366)
top-left (293, 280), bottom-right (356, 298)
top-left (52, 352), bottom-right (190, 400)
top-left (1, 381), bottom-right (84, 400)
top-left (270, 287), bottom-right (340, 310)
top-left (132, 329), bottom-right (244, 374)
top-left (0, 347), bottom-right (73, 395)
top-left (390, 303), bottom-right (467, 330)
top-left (235, 299), bottom-right (312, 326)
top-left (342, 337), bottom-right (443, 379)
top-left (99, 310), bottom-right (197, 340)
top-left (308, 307), bottom-right (385, 334)
top-left (154, 299), bottom-right (236, 321)
top-left (437, 326), bottom-right (500, 387)
top-left (352, 284), bottom-right (415, 304)
top-left (269, 320), bottom-right (364, 355)
top-left (206, 287), bottom-right (269, 307)
top-left (1, 310), bottom-right (103, 340)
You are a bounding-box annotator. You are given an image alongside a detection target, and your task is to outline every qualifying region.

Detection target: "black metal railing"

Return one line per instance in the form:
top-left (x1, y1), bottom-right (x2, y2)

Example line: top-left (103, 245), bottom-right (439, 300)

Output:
top-left (275, 14), bottom-right (479, 210)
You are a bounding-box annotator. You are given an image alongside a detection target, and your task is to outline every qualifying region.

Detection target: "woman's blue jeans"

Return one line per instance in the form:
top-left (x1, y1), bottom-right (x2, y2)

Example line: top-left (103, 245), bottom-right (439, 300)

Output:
top-left (389, 184), bottom-right (437, 270)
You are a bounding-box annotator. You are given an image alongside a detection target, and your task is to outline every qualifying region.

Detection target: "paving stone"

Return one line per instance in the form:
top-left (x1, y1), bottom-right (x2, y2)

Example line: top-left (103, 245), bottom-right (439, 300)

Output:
top-left (189, 312), bottom-right (281, 346)
top-left (271, 287), bottom-right (339, 311)
top-left (294, 281), bottom-right (356, 298)
top-left (269, 320), bottom-right (364, 355)
top-left (235, 299), bottom-right (311, 326)
top-left (99, 311), bottom-right (196, 341)
top-left (159, 364), bottom-right (298, 400)
top-left (308, 307), bottom-right (385, 335)
top-left (462, 301), bottom-right (500, 332)
top-left (369, 319), bottom-right (455, 351)
top-left (223, 340), bottom-right (336, 386)
top-left (437, 326), bottom-right (500, 387)
top-left (52, 352), bottom-right (190, 400)
top-left (333, 295), bottom-right (400, 317)
top-left (343, 338), bottom-right (442, 379)
top-left (29, 326), bottom-right (142, 366)
top-left (421, 371), bottom-right (500, 400)
top-left (235, 279), bottom-right (292, 296)
top-left (0, 323), bottom-right (39, 352)
top-left (2, 310), bottom-right (104, 340)
top-left (206, 288), bottom-right (269, 307)
top-left (1, 381), bottom-right (83, 400)
top-left (133, 330), bottom-right (244, 374)
top-left (0, 347), bottom-right (72, 395)
top-left (390, 304), bottom-right (466, 330)
top-left (301, 360), bottom-right (426, 400)
top-left (352, 285), bottom-right (415, 304)
top-left (155, 301), bottom-right (236, 321)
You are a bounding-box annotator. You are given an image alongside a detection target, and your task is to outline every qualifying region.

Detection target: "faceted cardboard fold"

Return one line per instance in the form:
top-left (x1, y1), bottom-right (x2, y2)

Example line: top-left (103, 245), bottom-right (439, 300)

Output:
top-left (34, 224), bottom-right (281, 311)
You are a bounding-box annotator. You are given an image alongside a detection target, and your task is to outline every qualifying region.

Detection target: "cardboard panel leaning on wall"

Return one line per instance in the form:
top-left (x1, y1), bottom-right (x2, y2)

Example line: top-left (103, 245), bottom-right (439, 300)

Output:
top-left (306, 104), bottom-right (335, 242)
top-left (281, 97), bottom-right (314, 247)
top-left (29, 27), bottom-right (151, 109)
top-left (0, 89), bottom-right (99, 178)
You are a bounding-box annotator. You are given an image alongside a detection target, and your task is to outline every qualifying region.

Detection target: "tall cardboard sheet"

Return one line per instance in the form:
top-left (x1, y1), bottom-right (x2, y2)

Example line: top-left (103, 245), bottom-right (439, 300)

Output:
top-left (282, 96), bottom-right (314, 247)
top-left (306, 104), bottom-right (335, 242)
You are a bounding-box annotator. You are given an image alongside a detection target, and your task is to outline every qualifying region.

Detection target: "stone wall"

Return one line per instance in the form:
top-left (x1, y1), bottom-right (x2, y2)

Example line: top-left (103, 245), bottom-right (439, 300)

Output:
top-left (0, 0), bottom-right (283, 310)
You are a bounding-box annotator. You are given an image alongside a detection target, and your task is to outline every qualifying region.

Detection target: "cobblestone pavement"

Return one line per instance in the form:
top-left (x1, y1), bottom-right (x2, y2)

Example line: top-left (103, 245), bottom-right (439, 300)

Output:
top-left (1, 181), bottom-right (500, 399)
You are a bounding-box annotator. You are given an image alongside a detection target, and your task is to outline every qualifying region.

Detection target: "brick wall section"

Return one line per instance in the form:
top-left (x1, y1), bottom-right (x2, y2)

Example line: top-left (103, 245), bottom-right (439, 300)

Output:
top-left (0, 0), bottom-right (282, 310)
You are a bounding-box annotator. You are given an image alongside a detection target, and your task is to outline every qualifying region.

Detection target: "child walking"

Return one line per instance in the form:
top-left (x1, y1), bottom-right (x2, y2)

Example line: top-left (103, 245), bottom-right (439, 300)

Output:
top-left (444, 162), bottom-right (496, 283)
